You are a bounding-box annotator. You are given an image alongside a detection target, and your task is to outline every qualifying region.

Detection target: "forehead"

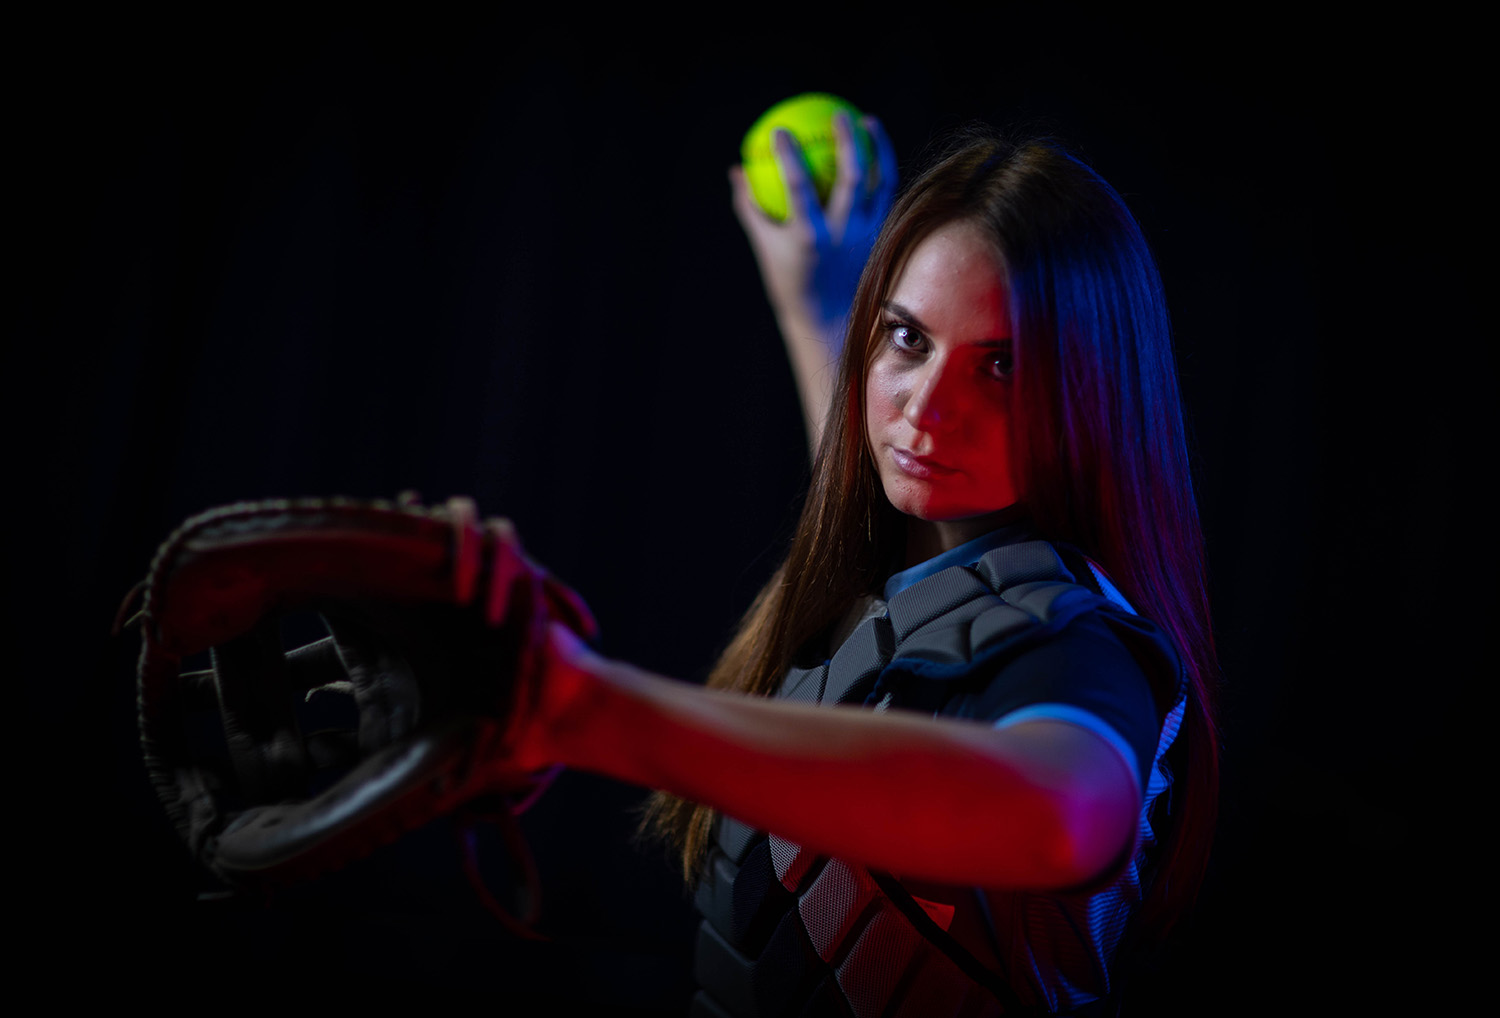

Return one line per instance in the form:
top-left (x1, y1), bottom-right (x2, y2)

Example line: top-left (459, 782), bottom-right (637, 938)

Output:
top-left (885, 220), bottom-right (1009, 325)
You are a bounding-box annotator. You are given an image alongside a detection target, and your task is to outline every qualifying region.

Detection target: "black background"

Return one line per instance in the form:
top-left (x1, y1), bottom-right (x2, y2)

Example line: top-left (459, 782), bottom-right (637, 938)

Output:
top-left (14, 8), bottom-right (1476, 1013)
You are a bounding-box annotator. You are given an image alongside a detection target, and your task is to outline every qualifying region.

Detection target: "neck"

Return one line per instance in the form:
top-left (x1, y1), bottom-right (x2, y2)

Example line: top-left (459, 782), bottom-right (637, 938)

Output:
top-left (902, 505), bottom-right (1024, 568)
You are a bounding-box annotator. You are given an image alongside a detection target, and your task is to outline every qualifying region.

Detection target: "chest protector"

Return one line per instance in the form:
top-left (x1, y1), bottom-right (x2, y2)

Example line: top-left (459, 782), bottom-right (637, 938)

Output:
top-left (688, 540), bottom-right (1184, 1018)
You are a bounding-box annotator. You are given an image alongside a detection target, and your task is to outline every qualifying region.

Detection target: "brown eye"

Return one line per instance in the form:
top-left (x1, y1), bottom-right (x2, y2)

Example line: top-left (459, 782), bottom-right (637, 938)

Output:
top-left (887, 323), bottom-right (923, 351)
top-left (988, 342), bottom-right (1014, 380)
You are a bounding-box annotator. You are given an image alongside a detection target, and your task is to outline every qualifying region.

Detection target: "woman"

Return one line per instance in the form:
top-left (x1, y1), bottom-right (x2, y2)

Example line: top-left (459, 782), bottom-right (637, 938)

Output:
top-left (517, 126), bottom-right (1218, 1016)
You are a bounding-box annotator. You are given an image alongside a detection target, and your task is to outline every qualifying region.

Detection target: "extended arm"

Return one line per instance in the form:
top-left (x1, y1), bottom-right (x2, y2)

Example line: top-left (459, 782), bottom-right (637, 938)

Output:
top-left (515, 625), bottom-right (1141, 891)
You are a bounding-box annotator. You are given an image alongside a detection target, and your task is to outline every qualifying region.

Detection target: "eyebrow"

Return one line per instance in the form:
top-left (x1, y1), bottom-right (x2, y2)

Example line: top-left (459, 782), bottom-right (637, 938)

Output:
top-left (882, 300), bottom-right (929, 334)
top-left (881, 300), bottom-right (1012, 345)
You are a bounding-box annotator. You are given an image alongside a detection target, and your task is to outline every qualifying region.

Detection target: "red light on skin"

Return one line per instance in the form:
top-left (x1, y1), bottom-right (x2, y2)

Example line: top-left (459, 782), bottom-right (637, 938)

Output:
top-left (865, 220), bottom-right (1021, 562)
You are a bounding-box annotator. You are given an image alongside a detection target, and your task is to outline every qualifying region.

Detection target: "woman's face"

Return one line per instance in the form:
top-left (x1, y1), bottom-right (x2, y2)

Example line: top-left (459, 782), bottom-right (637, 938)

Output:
top-left (865, 220), bottom-right (1021, 537)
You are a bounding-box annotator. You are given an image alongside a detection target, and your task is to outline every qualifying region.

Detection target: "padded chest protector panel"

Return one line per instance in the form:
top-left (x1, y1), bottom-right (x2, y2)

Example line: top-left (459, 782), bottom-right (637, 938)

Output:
top-left (690, 540), bottom-right (1149, 1018)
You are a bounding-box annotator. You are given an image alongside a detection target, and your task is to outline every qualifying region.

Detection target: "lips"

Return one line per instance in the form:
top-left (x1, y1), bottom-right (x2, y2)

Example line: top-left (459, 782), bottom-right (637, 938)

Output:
top-left (890, 448), bottom-right (960, 479)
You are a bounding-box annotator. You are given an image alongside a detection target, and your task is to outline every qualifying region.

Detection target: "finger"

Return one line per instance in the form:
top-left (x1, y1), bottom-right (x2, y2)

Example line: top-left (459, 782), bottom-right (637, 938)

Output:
top-left (774, 128), bottom-right (822, 227)
top-left (729, 164), bottom-right (764, 233)
top-left (824, 110), bottom-right (866, 234)
top-left (731, 163), bottom-right (794, 248)
top-left (864, 115), bottom-right (899, 211)
top-left (447, 496), bottom-right (481, 604)
top-left (544, 576), bottom-right (599, 642)
top-left (835, 110), bottom-right (869, 186)
top-left (484, 518), bottom-right (529, 627)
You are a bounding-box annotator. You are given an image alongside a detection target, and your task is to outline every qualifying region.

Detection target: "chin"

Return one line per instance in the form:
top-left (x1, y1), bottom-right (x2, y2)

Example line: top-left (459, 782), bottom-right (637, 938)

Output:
top-left (895, 501), bottom-right (982, 525)
top-left (880, 475), bottom-right (1017, 527)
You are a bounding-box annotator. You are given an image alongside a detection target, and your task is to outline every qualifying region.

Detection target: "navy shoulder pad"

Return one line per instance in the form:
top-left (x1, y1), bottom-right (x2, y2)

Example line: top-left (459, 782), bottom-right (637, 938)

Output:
top-left (874, 541), bottom-right (1139, 711)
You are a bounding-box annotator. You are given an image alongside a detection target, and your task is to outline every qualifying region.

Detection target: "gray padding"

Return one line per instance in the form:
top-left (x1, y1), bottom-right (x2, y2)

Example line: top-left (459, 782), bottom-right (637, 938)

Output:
top-left (717, 815), bottom-right (758, 865)
top-left (967, 603), bottom-right (1042, 653)
top-left (887, 568), bottom-right (993, 639)
top-left (697, 538), bottom-right (1125, 1017)
top-left (778, 663), bottom-right (826, 705)
top-left (825, 614), bottom-right (892, 706)
top-left (975, 540), bottom-right (1073, 588)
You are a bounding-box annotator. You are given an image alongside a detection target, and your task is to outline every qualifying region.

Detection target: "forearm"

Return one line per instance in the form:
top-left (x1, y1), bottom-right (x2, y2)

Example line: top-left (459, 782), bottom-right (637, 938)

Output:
top-left (773, 303), bottom-right (841, 454)
top-left (535, 636), bottom-right (1139, 890)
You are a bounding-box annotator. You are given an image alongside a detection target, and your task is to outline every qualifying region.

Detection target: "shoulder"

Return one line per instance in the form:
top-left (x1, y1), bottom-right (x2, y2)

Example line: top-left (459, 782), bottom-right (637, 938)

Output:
top-left (873, 539), bottom-right (1182, 787)
top-left (879, 540), bottom-right (1177, 692)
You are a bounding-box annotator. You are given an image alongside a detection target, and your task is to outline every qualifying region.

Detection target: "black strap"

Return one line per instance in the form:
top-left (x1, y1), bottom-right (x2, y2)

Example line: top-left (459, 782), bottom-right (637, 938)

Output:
top-left (868, 871), bottom-right (1125, 1016)
top-left (867, 869), bottom-right (1039, 1016)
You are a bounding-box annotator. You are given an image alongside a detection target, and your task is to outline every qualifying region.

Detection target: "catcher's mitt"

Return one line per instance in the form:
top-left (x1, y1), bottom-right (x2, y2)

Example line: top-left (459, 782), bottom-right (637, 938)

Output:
top-left (120, 494), bottom-right (595, 925)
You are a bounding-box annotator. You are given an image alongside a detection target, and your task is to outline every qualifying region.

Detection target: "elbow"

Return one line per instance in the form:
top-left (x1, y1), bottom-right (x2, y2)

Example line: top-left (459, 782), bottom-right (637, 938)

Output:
top-left (1033, 785), bottom-right (1139, 889)
top-left (983, 719), bottom-right (1142, 889)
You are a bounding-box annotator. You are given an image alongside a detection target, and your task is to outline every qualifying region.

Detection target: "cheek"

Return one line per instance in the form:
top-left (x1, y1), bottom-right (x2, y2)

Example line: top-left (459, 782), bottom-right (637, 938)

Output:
top-left (983, 406), bottom-right (1020, 497)
top-left (980, 405), bottom-right (1012, 459)
top-left (864, 362), bottom-right (901, 425)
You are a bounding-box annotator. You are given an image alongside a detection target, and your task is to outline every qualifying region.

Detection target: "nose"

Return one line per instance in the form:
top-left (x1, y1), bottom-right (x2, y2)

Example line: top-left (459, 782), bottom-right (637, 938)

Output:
top-left (902, 356), bottom-right (960, 433)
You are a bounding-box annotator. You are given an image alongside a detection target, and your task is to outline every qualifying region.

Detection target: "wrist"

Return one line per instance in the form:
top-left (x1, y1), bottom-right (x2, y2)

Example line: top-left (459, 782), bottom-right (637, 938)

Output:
top-left (776, 304), bottom-right (841, 350)
top-left (514, 624), bottom-right (602, 770)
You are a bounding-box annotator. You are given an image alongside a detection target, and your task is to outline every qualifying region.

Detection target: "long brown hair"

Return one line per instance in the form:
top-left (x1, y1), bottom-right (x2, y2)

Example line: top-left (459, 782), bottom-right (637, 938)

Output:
top-left (643, 132), bottom-right (1219, 937)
